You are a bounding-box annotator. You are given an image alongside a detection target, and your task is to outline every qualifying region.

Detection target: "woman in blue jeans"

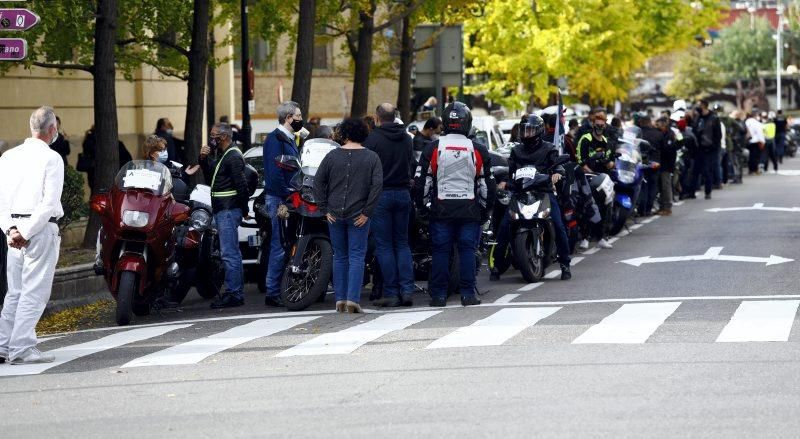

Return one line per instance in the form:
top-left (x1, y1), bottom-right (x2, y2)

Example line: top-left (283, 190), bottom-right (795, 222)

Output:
top-left (314, 118), bottom-right (383, 313)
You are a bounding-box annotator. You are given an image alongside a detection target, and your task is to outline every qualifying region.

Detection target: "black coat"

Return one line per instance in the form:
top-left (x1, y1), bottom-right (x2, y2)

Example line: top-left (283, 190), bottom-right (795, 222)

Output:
top-left (363, 123), bottom-right (415, 190)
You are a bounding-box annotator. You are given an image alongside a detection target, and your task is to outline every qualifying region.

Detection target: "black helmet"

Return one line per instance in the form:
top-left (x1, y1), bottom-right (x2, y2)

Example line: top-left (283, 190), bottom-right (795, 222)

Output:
top-left (520, 114), bottom-right (545, 147)
top-left (442, 101), bottom-right (472, 136)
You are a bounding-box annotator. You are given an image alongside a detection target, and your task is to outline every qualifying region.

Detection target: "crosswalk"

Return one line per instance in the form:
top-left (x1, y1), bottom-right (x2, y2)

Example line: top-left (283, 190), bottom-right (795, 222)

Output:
top-left (2, 299), bottom-right (800, 377)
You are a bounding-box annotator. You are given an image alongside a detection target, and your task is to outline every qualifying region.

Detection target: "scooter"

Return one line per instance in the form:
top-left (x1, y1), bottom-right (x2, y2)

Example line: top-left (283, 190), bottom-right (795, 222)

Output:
top-left (91, 160), bottom-right (190, 325)
top-left (168, 184), bottom-right (224, 304)
top-left (608, 138), bottom-right (647, 236)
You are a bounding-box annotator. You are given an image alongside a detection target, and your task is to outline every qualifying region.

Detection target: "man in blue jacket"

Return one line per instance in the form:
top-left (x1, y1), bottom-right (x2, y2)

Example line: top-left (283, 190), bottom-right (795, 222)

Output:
top-left (262, 101), bottom-right (303, 307)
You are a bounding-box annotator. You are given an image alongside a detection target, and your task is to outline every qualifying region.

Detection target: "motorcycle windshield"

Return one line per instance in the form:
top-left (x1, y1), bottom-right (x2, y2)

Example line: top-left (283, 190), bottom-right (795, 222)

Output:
top-left (300, 139), bottom-right (340, 177)
top-left (114, 160), bottom-right (173, 196)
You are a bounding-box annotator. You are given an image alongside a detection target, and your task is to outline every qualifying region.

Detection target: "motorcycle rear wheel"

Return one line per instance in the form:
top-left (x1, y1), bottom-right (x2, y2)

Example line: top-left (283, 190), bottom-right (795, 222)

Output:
top-left (513, 231), bottom-right (544, 283)
top-left (280, 238), bottom-right (333, 311)
top-left (116, 271), bottom-right (136, 326)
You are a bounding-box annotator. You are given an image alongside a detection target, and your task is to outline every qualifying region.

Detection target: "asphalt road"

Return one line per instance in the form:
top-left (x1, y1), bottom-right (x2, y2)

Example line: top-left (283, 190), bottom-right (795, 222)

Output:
top-left (3, 159), bottom-right (800, 438)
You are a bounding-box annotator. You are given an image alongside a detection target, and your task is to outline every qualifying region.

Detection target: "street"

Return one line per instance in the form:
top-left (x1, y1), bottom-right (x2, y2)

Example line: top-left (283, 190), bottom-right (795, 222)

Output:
top-left (3, 160), bottom-right (800, 438)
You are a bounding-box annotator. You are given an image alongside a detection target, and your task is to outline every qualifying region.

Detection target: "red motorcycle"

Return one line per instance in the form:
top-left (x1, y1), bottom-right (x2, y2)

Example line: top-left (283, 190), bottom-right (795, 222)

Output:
top-left (91, 161), bottom-right (189, 325)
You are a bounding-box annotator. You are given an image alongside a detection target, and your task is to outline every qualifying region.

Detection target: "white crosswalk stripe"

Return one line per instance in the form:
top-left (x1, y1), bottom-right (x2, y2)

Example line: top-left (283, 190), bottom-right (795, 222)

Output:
top-left (427, 307), bottom-right (561, 349)
top-left (0, 324), bottom-right (191, 377)
top-left (572, 302), bottom-right (681, 344)
top-left (276, 311), bottom-right (441, 357)
top-left (716, 300), bottom-right (800, 342)
top-left (122, 317), bottom-right (319, 368)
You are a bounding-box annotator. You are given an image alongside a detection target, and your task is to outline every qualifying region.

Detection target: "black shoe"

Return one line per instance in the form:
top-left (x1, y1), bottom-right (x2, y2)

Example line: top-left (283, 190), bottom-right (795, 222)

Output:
top-left (704, 193), bottom-right (711, 200)
top-left (400, 292), bottom-right (414, 307)
top-left (429, 297), bottom-right (447, 307)
top-left (264, 295), bottom-right (284, 307)
top-left (210, 294), bottom-right (244, 309)
top-left (373, 296), bottom-right (402, 307)
top-left (560, 264), bottom-right (572, 281)
top-left (461, 296), bottom-right (482, 307)
top-left (489, 270), bottom-right (501, 282)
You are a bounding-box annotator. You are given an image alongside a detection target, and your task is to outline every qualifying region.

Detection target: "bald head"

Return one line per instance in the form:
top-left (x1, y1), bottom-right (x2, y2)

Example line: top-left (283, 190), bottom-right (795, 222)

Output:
top-left (376, 103), bottom-right (396, 124)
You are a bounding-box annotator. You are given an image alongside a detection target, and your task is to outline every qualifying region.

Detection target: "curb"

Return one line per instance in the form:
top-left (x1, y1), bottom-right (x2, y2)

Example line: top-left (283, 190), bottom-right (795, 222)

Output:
top-left (47, 263), bottom-right (109, 316)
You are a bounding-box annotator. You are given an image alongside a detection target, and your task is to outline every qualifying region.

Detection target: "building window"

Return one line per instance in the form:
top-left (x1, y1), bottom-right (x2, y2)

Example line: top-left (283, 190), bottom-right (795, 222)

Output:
top-left (234, 38), bottom-right (276, 72)
top-left (313, 44), bottom-right (329, 70)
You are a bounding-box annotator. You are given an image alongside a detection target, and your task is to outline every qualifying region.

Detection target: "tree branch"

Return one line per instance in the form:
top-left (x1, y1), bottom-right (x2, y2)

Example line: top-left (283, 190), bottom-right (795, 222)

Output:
top-left (373, 1), bottom-right (423, 34)
top-left (32, 61), bottom-right (93, 73)
top-left (151, 36), bottom-right (190, 58)
top-left (116, 38), bottom-right (137, 47)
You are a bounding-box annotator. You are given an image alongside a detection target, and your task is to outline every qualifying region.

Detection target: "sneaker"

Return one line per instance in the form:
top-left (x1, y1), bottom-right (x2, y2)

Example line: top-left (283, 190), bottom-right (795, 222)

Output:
top-left (597, 239), bottom-right (613, 249)
top-left (399, 292), bottom-right (414, 307)
top-left (345, 301), bottom-right (363, 313)
top-left (335, 301), bottom-right (346, 313)
top-left (704, 193), bottom-right (712, 200)
top-left (210, 293), bottom-right (244, 309)
top-left (489, 270), bottom-right (501, 282)
top-left (560, 264), bottom-right (571, 280)
top-left (373, 296), bottom-right (402, 307)
top-left (579, 239), bottom-right (590, 250)
top-left (264, 295), bottom-right (285, 308)
top-left (655, 209), bottom-right (672, 216)
top-left (461, 296), bottom-right (482, 307)
top-left (429, 297), bottom-right (447, 307)
top-left (10, 347), bottom-right (55, 365)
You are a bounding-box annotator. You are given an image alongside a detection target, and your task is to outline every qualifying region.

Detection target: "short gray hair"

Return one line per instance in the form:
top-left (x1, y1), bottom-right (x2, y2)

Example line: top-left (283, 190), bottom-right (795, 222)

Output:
top-left (213, 122), bottom-right (233, 141)
top-left (30, 106), bottom-right (57, 137)
top-left (277, 101), bottom-right (300, 123)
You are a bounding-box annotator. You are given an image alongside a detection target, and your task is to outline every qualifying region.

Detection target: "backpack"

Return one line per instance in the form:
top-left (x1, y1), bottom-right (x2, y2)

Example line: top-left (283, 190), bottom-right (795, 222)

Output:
top-left (429, 134), bottom-right (483, 201)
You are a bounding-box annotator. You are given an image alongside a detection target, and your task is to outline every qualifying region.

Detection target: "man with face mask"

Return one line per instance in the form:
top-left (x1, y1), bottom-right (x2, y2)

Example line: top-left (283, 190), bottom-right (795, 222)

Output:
top-left (576, 108), bottom-right (615, 249)
top-left (261, 101), bottom-right (303, 307)
top-left (490, 114), bottom-right (572, 281)
top-left (199, 123), bottom-right (250, 309)
top-left (0, 106), bottom-right (64, 364)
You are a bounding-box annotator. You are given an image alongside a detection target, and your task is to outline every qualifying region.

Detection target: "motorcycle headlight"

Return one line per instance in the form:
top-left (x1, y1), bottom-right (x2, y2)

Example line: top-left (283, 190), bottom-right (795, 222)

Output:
top-left (122, 210), bottom-right (150, 228)
top-left (190, 209), bottom-right (211, 230)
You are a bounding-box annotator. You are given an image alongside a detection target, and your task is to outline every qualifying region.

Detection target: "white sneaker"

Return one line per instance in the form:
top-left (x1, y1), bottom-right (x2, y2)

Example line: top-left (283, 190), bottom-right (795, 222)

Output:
top-left (579, 239), bottom-right (589, 250)
top-left (10, 347), bottom-right (55, 365)
top-left (597, 239), bottom-right (613, 249)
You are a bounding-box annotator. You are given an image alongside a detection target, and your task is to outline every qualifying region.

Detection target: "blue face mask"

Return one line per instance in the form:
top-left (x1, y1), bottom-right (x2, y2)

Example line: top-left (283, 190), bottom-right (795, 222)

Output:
top-left (157, 150), bottom-right (169, 164)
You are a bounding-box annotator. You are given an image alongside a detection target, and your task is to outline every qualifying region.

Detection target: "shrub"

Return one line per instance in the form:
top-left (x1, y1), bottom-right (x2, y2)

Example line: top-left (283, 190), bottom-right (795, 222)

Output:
top-left (59, 164), bottom-right (87, 232)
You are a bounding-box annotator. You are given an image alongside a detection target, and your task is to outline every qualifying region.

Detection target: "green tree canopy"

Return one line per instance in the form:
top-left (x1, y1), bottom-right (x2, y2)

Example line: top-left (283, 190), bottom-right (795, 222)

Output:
top-left (710, 16), bottom-right (776, 82)
top-left (665, 48), bottom-right (726, 100)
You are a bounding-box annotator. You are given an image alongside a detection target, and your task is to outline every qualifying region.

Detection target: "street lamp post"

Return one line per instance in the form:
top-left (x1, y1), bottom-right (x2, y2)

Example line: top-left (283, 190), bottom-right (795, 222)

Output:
top-left (776, 3), bottom-right (784, 111)
top-left (240, 0), bottom-right (252, 150)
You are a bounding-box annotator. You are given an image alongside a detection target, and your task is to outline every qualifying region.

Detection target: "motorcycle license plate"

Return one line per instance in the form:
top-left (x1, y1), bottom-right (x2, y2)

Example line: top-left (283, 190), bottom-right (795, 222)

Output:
top-left (247, 234), bottom-right (261, 247)
top-left (514, 167), bottom-right (537, 180)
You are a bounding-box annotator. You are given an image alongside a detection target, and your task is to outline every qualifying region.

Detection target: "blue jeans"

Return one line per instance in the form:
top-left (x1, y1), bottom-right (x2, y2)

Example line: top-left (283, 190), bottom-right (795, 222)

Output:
top-left (429, 220), bottom-right (480, 300)
top-left (371, 190), bottom-right (414, 298)
top-left (215, 208), bottom-right (244, 300)
top-left (328, 217), bottom-right (370, 303)
top-left (265, 195), bottom-right (285, 297)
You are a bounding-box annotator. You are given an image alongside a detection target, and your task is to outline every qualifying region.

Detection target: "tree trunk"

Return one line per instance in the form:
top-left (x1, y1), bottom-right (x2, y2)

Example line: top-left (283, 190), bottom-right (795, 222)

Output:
top-left (291, 0), bottom-right (316, 116)
top-left (397, 13), bottom-right (414, 123)
top-left (184, 0), bottom-right (210, 170)
top-left (736, 79), bottom-right (744, 109)
top-left (82, 0), bottom-right (120, 248)
top-left (350, 5), bottom-right (375, 118)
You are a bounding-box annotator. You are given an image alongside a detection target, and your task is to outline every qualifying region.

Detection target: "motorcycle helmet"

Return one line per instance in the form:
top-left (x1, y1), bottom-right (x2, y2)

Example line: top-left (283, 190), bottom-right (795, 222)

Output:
top-left (442, 101), bottom-right (473, 136)
top-left (519, 114), bottom-right (545, 148)
top-left (244, 163), bottom-right (259, 197)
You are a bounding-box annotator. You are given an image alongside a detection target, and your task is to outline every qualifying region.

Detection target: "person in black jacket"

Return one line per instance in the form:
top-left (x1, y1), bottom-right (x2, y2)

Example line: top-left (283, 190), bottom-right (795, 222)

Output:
top-left (199, 123), bottom-right (250, 309)
top-left (364, 103), bottom-right (416, 308)
top-left (655, 117), bottom-right (679, 215)
top-left (638, 116), bottom-right (663, 216)
top-left (50, 116), bottom-right (71, 165)
top-left (691, 100), bottom-right (722, 200)
top-left (490, 114), bottom-right (571, 282)
top-left (414, 102), bottom-right (496, 307)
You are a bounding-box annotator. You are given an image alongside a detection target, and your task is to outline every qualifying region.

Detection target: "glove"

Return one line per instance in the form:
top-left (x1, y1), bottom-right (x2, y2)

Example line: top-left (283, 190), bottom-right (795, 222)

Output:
top-left (277, 204), bottom-right (290, 219)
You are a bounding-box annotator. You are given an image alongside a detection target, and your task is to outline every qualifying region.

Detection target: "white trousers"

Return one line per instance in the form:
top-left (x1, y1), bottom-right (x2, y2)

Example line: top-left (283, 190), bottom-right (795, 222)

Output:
top-left (0, 222), bottom-right (60, 359)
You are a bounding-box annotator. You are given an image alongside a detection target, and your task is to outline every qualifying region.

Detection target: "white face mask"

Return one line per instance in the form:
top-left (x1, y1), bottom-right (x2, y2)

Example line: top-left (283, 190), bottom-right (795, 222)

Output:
top-left (156, 150), bottom-right (169, 163)
top-left (297, 127), bottom-right (310, 140)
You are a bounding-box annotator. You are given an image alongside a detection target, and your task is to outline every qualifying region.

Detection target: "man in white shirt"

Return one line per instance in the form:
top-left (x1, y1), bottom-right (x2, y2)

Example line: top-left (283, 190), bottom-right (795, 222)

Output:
top-left (0, 106), bottom-right (64, 365)
top-left (745, 112), bottom-right (765, 175)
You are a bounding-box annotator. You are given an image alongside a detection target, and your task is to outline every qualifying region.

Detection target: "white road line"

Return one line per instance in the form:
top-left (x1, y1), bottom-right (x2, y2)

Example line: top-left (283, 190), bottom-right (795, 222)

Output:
top-left (616, 229), bottom-right (630, 238)
top-left (122, 317), bottom-right (318, 368)
top-left (572, 302), bottom-right (681, 344)
top-left (544, 256), bottom-right (585, 279)
top-left (582, 247), bottom-right (601, 255)
top-left (38, 336), bottom-right (63, 343)
top-left (276, 311), bottom-right (441, 357)
top-left (606, 237), bottom-right (619, 245)
top-left (641, 215), bottom-right (661, 224)
top-left (716, 300), bottom-right (800, 342)
top-left (630, 224), bottom-right (643, 230)
top-left (494, 294), bottom-right (520, 304)
top-left (427, 307), bottom-right (561, 349)
top-left (517, 282), bottom-right (543, 292)
top-left (674, 201), bottom-right (685, 207)
top-left (0, 325), bottom-right (191, 377)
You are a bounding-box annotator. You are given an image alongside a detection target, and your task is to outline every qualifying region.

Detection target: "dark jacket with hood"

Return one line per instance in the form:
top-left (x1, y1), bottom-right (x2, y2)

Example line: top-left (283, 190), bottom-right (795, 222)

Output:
top-left (363, 123), bottom-right (415, 190)
top-left (263, 128), bottom-right (299, 197)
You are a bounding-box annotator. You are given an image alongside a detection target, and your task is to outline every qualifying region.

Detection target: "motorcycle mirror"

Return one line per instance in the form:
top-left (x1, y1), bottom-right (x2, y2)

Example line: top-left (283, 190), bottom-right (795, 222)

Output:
top-left (90, 193), bottom-right (109, 215)
top-left (274, 155), bottom-right (300, 172)
top-left (171, 203), bottom-right (191, 224)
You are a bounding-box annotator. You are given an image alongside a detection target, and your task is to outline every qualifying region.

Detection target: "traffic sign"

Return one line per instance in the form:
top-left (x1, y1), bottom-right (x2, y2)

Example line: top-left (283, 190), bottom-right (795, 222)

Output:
top-left (0, 38), bottom-right (26, 61)
top-left (0, 9), bottom-right (39, 31)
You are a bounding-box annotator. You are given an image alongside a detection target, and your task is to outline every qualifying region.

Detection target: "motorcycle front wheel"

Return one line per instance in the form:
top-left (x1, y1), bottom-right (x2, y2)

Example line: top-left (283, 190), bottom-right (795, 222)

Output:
top-left (280, 238), bottom-right (333, 311)
top-left (116, 271), bottom-right (136, 326)
top-left (512, 230), bottom-right (544, 283)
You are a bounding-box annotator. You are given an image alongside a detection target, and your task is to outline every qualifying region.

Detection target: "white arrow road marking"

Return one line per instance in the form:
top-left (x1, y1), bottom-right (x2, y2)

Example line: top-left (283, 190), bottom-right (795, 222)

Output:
top-left (573, 302), bottom-right (681, 344)
top-left (706, 203), bottom-right (800, 213)
top-left (717, 300), bottom-right (800, 342)
top-left (427, 307), bottom-right (561, 349)
top-left (777, 170), bottom-right (800, 176)
top-left (620, 247), bottom-right (793, 267)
